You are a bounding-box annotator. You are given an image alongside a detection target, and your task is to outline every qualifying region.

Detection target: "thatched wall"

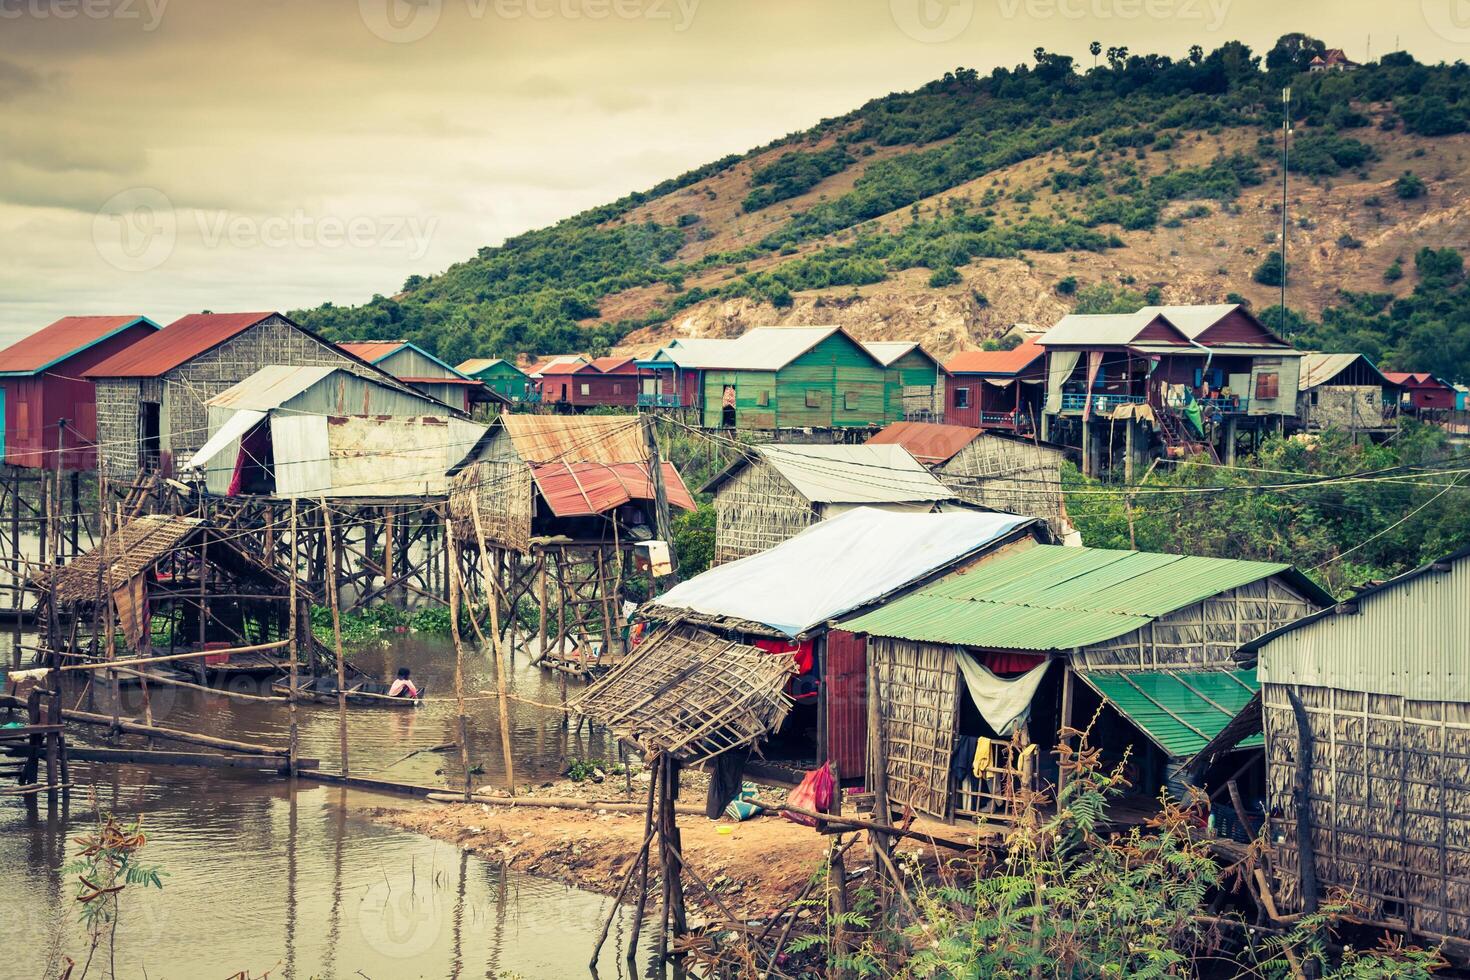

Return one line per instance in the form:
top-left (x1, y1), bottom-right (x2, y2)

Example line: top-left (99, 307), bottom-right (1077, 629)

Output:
top-left (711, 460), bottom-right (815, 565)
top-left (448, 458), bottom-right (533, 552)
top-left (1263, 681), bottom-right (1470, 942)
top-left (869, 636), bottom-right (960, 821)
top-left (937, 435), bottom-right (1068, 527)
top-left (1076, 577), bottom-right (1317, 670)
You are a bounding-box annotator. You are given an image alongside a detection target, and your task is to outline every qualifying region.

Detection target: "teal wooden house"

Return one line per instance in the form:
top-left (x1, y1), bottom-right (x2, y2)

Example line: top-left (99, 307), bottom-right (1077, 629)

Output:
top-left (639, 326), bottom-right (939, 430)
top-left (455, 357), bottom-right (532, 403)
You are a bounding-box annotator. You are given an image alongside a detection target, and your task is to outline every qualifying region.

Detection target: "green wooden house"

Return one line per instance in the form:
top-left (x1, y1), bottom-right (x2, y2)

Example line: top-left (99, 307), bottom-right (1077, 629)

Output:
top-left (641, 326), bottom-right (899, 430)
top-left (456, 357), bottom-right (532, 403)
top-left (862, 342), bottom-right (946, 422)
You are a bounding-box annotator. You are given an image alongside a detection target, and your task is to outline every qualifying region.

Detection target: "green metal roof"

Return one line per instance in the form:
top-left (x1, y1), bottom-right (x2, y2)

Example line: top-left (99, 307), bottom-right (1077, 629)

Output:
top-left (1078, 668), bottom-right (1262, 758)
top-left (842, 545), bottom-right (1329, 650)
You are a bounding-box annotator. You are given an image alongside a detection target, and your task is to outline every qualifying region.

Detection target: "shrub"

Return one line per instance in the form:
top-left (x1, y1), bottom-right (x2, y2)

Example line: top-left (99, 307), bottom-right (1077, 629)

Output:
top-left (928, 265), bottom-right (962, 287)
top-left (1337, 233), bottom-right (1363, 249)
top-left (1384, 260), bottom-right (1404, 282)
top-left (1056, 275), bottom-right (1078, 295)
top-left (1395, 171), bottom-right (1427, 199)
top-left (1254, 250), bottom-right (1286, 287)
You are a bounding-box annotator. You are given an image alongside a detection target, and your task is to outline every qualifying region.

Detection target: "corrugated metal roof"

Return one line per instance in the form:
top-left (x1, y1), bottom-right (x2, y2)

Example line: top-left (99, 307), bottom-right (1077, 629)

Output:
top-left (651, 508), bottom-right (1035, 636)
top-left (753, 444), bottom-right (952, 504)
top-left (861, 341), bottom-right (920, 366)
top-left (500, 415), bottom-right (648, 465)
top-left (1038, 312), bottom-right (1158, 347)
top-left (539, 360), bottom-right (591, 376)
top-left (843, 545), bottom-right (1328, 650)
top-left (206, 365), bottom-right (340, 411)
top-left (1078, 668), bottom-right (1262, 758)
top-left (338, 340), bottom-right (408, 363)
top-left (1383, 371), bottom-right (1451, 388)
top-left (456, 358), bottom-right (524, 377)
top-left (1134, 304), bottom-right (1242, 340)
top-left (945, 340), bottom-right (1046, 376)
top-left (0, 315), bottom-right (158, 376)
top-left (1300, 353), bottom-right (1364, 389)
top-left (525, 354), bottom-right (588, 377)
top-left (866, 421), bottom-right (982, 465)
top-left (647, 326), bottom-right (882, 372)
top-left (84, 312), bottom-right (276, 377)
top-left (1129, 344), bottom-right (1301, 357)
top-left (531, 462), bottom-right (695, 517)
top-left (589, 356), bottom-right (637, 374)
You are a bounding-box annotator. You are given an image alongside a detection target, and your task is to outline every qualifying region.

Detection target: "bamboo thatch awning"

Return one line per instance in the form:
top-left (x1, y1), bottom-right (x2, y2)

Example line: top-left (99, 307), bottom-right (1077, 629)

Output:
top-left (570, 623), bottom-right (796, 764)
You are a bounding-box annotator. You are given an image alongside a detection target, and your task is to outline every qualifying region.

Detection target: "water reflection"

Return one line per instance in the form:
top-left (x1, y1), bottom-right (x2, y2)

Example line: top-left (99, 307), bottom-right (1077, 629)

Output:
top-left (1, 634), bottom-right (650, 978)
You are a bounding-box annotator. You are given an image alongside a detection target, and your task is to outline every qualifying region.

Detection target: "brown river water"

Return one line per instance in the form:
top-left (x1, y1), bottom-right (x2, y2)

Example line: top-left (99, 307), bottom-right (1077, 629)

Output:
top-left (2, 632), bottom-right (652, 978)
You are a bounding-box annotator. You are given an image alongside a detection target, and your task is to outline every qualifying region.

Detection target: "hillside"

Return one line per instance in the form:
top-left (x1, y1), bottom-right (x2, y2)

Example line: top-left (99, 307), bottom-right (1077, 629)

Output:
top-left (293, 37), bottom-right (1470, 382)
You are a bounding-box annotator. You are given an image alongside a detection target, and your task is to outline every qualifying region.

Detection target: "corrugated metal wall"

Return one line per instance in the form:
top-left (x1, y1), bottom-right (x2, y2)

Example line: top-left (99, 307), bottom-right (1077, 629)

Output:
top-left (1258, 558), bottom-right (1470, 702)
top-left (825, 629), bottom-right (868, 781)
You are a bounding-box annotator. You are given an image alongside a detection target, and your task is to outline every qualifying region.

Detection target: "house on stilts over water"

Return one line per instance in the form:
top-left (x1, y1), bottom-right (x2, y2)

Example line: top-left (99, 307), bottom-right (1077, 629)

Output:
top-left (840, 544), bottom-right (1332, 826)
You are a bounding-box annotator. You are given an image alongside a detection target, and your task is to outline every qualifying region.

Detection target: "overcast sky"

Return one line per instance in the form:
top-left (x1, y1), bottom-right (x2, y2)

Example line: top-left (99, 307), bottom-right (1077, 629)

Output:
top-left (2, 0), bottom-right (1466, 341)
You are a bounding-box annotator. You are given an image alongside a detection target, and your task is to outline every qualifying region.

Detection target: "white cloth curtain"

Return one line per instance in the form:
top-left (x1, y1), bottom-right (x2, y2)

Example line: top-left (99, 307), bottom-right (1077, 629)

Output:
top-left (955, 653), bottom-right (1051, 737)
top-left (1045, 351), bottom-right (1080, 414)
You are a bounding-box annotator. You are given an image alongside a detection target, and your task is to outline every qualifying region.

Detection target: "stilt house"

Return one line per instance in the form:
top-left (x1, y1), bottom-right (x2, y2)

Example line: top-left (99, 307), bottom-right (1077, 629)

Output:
top-left (702, 443), bottom-right (956, 564)
top-left (1296, 353), bottom-right (1401, 433)
top-left (536, 356), bottom-right (640, 411)
top-left (0, 315), bottom-right (160, 470)
top-left (840, 545), bottom-right (1331, 824)
top-left (944, 340), bottom-right (1047, 434)
top-left (455, 358), bottom-right (532, 404)
top-left (85, 312), bottom-right (418, 477)
top-left (642, 507), bottom-right (1047, 782)
top-left (185, 365), bottom-right (485, 498)
top-left (1236, 547), bottom-right (1470, 949)
top-left (866, 421), bottom-right (1074, 538)
top-left (340, 340), bottom-right (503, 413)
top-left (860, 341), bottom-right (946, 421)
top-left (1383, 372), bottom-right (1458, 413)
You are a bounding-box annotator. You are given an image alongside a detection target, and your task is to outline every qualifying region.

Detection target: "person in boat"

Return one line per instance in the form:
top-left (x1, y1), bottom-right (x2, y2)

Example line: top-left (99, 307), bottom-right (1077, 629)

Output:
top-left (387, 667), bottom-right (420, 699)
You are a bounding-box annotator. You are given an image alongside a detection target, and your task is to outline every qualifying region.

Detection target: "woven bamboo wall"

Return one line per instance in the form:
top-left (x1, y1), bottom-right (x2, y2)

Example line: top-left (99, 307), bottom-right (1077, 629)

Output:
top-left (1263, 681), bottom-right (1470, 942)
top-left (1077, 578), bottom-right (1318, 670)
top-left (870, 636), bottom-right (960, 821)
top-left (448, 458), bottom-right (532, 552)
top-left (938, 435), bottom-right (1068, 525)
top-left (712, 461), bottom-right (815, 565)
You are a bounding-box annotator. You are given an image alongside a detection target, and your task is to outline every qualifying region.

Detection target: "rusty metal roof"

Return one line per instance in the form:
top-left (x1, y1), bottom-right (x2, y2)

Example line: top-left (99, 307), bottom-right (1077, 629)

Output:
top-left (531, 461), bottom-right (695, 517)
top-left (866, 421), bottom-right (983, 465)
top-left (945, 340), bottom-right (1046, 377)
top-left (589, 356), bottom-right (638, 374)
top-left (500, 414), bottom-right (648, 465)
top-left (84, 312), bottom-right (276, 377)
top-left (0, 315), bottom-right (159, 376)
top-left (339, 340), bottom-right (408, 363)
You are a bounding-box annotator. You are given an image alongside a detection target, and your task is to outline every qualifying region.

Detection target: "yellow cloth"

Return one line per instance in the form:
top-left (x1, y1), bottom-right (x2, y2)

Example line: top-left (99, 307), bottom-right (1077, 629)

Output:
top-left (1017, 743), bottom-right (1038, 773)
top-left (972, 737), bottom-right (993, 778)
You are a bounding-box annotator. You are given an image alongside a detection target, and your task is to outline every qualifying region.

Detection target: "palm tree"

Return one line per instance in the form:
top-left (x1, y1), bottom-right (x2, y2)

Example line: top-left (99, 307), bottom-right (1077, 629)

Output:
top-left (1090, 40), bottom-right (1101, 69)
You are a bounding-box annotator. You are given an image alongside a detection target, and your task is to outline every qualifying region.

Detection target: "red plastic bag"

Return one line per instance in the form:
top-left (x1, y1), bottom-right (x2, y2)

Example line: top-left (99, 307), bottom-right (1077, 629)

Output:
top-left (784, 762), bottom-right (834, 826)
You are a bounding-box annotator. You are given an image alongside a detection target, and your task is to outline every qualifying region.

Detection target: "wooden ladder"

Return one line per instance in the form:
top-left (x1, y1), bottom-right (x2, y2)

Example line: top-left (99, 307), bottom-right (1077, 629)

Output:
top-left (1151, 395), bottom-right (1221, 464)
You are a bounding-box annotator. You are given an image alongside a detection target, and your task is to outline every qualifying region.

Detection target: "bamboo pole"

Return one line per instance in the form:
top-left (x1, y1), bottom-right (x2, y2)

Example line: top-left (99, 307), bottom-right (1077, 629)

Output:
top-left (468, 496), bottom-right (516, 795)
top-left (322, 500), bottom-right (349, 777)
top-left (446, 519), bottom-right (473, 802)
top-left (59, 639), bottom-right (290, 672)
top-left (288, 499), bottom-right (300, 776)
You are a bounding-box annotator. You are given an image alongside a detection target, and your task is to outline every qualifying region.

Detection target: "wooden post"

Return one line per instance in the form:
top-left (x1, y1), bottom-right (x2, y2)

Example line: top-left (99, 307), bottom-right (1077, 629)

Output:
top-left (468, 497), bottom-right (516, 795)
top-left (446, 521), bottom-right (473, 802)
top-left (11, 471), bottom-right (21, 670)
top-left (642, 415), bottom-right (679, 585)
top-left (321, 500), bottom-right (349, 776)
top-left (1286, 688), bottom-right (1320, 916)
top-left (536, 549), bottom-right (548, 663)
top-left (287, 499), bottom-right (299, 776)
top-left (1081, 416), bottom-right (1091, 478)
top-left (1124, 419), bottom-right (1135, 485)
top-left (1057, 662), bottom-right (1075, 802)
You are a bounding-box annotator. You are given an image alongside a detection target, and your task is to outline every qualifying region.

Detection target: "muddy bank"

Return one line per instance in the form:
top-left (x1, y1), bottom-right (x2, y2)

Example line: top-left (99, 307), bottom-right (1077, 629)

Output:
top-left (374, 773), bottom-right (855, 921)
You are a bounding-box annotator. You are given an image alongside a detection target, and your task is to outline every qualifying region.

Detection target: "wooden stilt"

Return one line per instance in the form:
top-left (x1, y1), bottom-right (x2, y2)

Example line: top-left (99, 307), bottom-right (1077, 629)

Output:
top-left (321, 499), bottom-right (349, 776)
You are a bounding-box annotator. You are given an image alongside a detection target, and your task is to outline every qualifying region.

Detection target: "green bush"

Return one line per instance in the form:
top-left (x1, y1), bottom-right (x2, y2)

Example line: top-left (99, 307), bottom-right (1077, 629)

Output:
top-left (1395, 171), bottom-right (1427, 199)
top-left (1254, 250), bottom-right (1286, 287)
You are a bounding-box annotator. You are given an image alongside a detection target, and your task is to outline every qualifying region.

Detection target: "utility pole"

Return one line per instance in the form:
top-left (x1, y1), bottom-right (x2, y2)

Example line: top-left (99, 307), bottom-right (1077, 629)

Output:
top-left (1281, 85), bottom-right (1291, 318)
top-left (642, 414), bottom-right (679, 586)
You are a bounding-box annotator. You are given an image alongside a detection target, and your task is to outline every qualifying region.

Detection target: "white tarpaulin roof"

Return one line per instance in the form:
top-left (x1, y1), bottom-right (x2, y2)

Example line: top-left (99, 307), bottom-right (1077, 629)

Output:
top-left (652, 507), bottom-right (1031, 636)
top-left (752, 444), bottom-right (953, 504)
top-left (184, 409), bottom-right (266, 472)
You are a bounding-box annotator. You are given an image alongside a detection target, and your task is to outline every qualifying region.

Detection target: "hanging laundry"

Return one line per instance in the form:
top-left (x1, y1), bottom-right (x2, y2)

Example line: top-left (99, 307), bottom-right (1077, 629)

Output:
top-left (955, 654), bottom-right (1050, 736)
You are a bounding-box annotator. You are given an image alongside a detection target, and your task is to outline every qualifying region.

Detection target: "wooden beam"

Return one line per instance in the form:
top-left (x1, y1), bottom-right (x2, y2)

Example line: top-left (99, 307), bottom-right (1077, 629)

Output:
top-left (59, 639), bottom-right (289, 673)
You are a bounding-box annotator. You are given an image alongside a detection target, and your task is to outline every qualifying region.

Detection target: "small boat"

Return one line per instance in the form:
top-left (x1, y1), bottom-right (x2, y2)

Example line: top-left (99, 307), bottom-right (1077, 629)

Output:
top-left (271, 677), bottom-right (425, 709)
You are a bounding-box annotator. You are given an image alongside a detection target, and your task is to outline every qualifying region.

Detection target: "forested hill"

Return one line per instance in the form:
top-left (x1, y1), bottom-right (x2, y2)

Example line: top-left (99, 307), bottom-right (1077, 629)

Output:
top-left (293, 36), bottom-right (1470, 384)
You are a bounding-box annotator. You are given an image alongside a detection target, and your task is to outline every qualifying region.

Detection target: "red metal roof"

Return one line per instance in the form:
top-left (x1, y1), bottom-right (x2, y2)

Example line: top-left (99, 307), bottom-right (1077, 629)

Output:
top-left (867, 421), bottom-right (983, 465)
top-left (531, 462), bottom-right (696, 518)
top-left (0, 315), bottom-right (157, 376)
top-left (339, 341), bottom-right (407, 363)
top-left (589, 356), bottom-right (637, 374)
top-left (539, 360), bottom-right (590, 376)
top-left (1383, 372), bottom-right (1450, 389)
top-left (945, 340), bottom-right (1045, 376)
top-left (85, 312), bottom-right (276, 378)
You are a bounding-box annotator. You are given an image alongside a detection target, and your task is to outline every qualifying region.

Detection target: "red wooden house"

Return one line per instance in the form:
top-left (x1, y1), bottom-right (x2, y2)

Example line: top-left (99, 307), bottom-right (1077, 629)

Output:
top-left (539, 356), bottom-right (639, 410)
top-left (944, 340), bottom-right (1046, 432)
top-left (1383, 372), bottom-right (1458, 413)
top-left (0, 315), bottom-right (160, 470)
